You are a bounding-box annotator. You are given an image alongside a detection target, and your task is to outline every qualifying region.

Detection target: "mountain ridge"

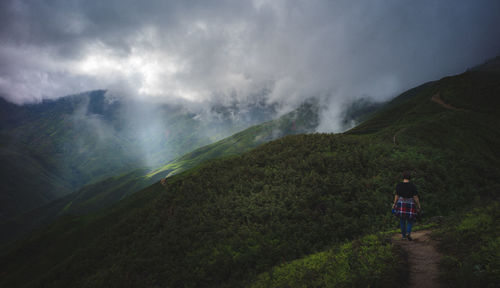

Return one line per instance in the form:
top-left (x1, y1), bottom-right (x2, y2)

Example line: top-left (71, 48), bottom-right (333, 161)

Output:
top-left (1, 96), bottom-right (382, 245)
top-left (0, 100), bottom-right (320, 245)
top-left (1, 60), bottom-right (500, 287)
top-left (2, 58), bottom-right (499, 287)
top-left (0, 90), bottom-right (285, 220)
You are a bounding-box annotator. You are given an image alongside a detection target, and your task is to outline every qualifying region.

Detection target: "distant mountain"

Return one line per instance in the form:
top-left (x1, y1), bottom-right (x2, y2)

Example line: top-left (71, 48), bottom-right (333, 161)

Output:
top-left (0, 95), bottom-right (382, 243)
top-left (0, 91), bottom-right (280, 220)
top-left (0, 100), bottom-right (320, 244)
top-left (1, 57), bottom-right (499, 287)
top-left (151, 100), bottom-right (320, 178)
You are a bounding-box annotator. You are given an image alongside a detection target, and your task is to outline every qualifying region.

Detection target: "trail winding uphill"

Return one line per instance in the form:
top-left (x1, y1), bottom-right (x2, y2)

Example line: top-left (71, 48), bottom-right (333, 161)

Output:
top-left (392, 230), bottom-right (443, 288)
top-left (393, 92), bottom-right (466, 144)
top-left (431, 93), bottom-right (463, 111)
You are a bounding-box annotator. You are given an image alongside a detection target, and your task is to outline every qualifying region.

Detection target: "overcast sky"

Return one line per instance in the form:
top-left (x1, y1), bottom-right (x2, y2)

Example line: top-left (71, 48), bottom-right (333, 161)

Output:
top-left (1, 0), bottom-right (500, 129)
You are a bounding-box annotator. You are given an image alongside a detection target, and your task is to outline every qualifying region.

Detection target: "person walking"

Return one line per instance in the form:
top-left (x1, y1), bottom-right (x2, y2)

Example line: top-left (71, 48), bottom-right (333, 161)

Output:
top-left (393, 171), bottom-right (421, 241)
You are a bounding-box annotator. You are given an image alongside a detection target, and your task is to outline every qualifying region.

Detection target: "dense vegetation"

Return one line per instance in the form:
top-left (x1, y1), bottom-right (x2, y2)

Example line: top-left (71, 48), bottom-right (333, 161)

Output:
top-left (1, 58), bottom-right (499, 287)
top-left (0, 90), bottom-right (280, 220)
top-left (435, 202), bottom-right (500, 287)
top-left (0, 101), bottom-right (319, 245)
top-left (251, 233), bottom-right (406, 288)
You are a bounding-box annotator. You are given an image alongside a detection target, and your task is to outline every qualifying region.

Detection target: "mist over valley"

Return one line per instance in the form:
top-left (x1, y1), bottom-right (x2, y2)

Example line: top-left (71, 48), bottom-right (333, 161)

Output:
top-left (1, 1), bottom-right (500, 287)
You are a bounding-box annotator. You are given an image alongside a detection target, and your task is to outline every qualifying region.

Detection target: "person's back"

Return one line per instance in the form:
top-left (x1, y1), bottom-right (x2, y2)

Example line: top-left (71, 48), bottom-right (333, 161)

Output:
top-left (393, 171), bottom-right (421, 241)
top-left (396, 182), bottom-right (417, 199)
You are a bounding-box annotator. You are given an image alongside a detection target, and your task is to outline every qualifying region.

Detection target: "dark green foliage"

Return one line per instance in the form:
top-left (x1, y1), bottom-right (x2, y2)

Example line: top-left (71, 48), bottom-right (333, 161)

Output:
top-left (346, 81), bottom-right (436, 135)
top-left (0, 101), bottom-right (319, 245)
top-left (251, 233), bottom-right (407, 288)
top-left (0, 90), bottom-right (203, 219)
top-left (435, 202), bottom-right (500, 287)
top-left (1, 64), bottom-right (500, 287)
top-left (2, 128), bottom-right (498, 287)
top-left (0, 90), bottom-right (284, 220)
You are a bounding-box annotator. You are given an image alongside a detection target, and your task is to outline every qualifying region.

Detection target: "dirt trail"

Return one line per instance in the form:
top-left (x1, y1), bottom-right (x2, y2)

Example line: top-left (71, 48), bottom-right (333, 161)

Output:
top-left (392, 230), bottom-right (442, 288)
top-left (431, 93), bottom-right (462, 111)
top-left (392, 92), bottom-right (463, 144)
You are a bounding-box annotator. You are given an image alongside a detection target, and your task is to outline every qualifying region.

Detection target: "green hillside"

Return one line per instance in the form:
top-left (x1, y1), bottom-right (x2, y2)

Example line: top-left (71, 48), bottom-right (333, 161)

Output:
top-left (0, 91), bottom-right (281, 220)
top-left (150, 100), bottom-right (320, 178)
top-left (0, 101), bottom-right (319, 245)
top-left (0, 143), bottom-right (72, 220)
top-left (1, 60), bottom-right (499, 287)
top-left (435, 202), bottom-right (500, 287)
top-left (251, 232), bottom-right (406, 288)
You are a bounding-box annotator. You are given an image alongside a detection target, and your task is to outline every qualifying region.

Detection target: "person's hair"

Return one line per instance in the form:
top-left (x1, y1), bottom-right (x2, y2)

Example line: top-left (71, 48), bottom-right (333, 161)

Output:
top-left (402, 170), bottom-right (411, 180)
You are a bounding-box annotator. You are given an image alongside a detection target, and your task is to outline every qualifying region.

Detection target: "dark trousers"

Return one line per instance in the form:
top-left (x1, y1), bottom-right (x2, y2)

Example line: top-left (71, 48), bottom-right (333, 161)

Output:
top-left (400, 218), bottom-right (413, 237)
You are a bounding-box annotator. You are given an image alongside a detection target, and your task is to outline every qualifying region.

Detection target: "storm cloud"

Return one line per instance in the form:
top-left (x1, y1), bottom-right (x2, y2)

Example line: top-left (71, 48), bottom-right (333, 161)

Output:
top-left (1, 0), bottom-right (500, 131)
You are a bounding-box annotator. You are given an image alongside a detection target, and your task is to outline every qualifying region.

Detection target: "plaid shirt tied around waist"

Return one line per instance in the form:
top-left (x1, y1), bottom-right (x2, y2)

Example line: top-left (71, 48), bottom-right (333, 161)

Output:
top-left (394, 197), bottom-right (417, 221)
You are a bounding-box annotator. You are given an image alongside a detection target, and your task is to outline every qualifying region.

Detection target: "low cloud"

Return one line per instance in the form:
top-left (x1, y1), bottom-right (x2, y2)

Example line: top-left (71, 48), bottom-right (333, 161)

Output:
top-left (1, 0), bottom-right (500, 131)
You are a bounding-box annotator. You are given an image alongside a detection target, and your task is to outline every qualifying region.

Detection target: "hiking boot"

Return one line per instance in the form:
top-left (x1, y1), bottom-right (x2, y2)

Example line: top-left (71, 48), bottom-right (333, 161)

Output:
top-left (407, 235), bottom-right (413, 241)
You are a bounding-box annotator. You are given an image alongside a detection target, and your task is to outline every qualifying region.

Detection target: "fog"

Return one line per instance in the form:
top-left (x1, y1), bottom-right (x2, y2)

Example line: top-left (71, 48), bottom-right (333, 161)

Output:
top-left (1, 0), bottom-right (500, 132)
top-left (61, 90), bottom-right (278, 169)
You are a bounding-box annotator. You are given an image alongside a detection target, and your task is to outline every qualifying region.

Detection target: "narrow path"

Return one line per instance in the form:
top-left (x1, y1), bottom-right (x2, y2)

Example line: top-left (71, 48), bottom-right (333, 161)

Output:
top-left (392, 230), bottom-right (442, 288)
top-left (431, 93), bottom-right (462, 111)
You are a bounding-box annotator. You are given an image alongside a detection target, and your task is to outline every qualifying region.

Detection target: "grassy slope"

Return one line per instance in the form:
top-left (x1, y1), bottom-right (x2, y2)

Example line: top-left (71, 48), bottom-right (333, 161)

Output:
top-left (251, 233), bottom-right (407, 288)
top-left (1, 63), bottom-right (500, 287)
top-left (434, 202), bottom-right (500, 287)
top-left (0, 142), bottom-right (72, 220)
top-left (0, 102), bottom-right (319, 245)
top-left (0, 90), bottom-right (264, 220)
top-left (149, 101), bottom-right (319, 178)
top-left (0, 92), bottom-right (137, 220)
